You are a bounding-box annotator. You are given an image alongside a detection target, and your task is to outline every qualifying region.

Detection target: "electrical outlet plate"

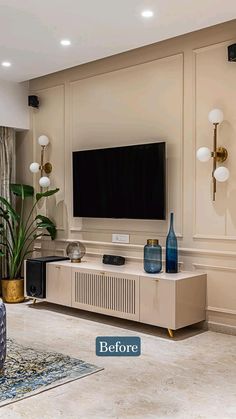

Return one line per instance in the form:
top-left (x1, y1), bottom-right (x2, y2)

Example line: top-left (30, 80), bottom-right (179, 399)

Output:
top-left (112, 234), bottom-right (130, 244)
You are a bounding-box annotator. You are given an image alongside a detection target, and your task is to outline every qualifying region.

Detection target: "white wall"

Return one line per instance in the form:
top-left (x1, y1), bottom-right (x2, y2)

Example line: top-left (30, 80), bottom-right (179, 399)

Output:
top-left (0, 79), bottom-right (29, 129)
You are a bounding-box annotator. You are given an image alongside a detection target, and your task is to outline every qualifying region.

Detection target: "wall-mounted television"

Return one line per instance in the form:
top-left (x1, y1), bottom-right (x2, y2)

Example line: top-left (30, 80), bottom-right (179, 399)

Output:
top-left (73, 142), bottom-right (166, 220)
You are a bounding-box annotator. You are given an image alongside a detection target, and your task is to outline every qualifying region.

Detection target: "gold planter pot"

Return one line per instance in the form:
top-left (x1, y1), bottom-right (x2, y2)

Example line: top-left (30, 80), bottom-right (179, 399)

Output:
top-left (1, 279), bottom-right (24, 303)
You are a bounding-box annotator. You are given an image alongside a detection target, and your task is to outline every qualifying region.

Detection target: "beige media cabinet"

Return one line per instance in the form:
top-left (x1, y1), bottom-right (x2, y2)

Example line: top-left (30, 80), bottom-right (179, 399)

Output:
top-left (39, 260), bottom-right (206, 337)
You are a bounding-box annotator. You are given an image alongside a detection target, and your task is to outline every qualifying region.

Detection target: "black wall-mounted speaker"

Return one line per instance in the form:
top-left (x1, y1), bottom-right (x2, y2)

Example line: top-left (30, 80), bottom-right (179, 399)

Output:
top-left (26, 256), bottom-right (69, 298)
top-left (228, 44), bottom-right (236, 62)
top-left (28, 95), bottom-right (39, 108)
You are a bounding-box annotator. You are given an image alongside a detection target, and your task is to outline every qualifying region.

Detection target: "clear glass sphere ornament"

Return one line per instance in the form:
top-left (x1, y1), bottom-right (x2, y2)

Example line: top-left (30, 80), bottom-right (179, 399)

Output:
top-left (66, 242), bottom-right (86, 263)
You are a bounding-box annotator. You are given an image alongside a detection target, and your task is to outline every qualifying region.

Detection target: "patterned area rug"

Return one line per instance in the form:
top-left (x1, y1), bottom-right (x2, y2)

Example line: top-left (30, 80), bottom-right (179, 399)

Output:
top-left (0, 339), bottom-right (103, 407)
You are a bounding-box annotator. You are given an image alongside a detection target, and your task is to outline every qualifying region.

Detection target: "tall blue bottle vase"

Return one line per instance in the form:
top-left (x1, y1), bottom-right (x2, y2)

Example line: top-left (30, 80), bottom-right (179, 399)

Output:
top-left (165, 212), bottom-right (178, 273)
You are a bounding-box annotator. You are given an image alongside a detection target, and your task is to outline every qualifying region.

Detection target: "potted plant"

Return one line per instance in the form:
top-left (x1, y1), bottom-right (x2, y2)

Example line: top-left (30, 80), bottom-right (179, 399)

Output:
top-left (0, 184), bottom-right (59, 303)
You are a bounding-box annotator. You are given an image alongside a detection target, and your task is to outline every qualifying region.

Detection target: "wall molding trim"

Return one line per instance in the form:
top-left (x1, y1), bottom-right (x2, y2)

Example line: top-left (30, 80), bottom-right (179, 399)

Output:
top-left (37, 237), bottom-right (236, 260)
top-left (207, 306), bottom-right (236, 316)
top-left (55, 239), bottom-right (236, 259)
top-left (207, 321), bottom-right (236, 336)
top-left (193, 263), bottom-right (236, 273)
top-left (70, 226), bottom-right (183, 238)
top-left (193, 234), bottom-right (236, 242)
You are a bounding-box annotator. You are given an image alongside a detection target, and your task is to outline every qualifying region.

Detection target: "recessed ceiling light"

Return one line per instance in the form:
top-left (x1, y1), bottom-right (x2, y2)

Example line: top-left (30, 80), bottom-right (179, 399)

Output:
top-left (141, 10), bottom-right (154, 18)
top-left (1, 61), bottom-right (11, 67)
top-left (60, 39), bottom-right (71, 46)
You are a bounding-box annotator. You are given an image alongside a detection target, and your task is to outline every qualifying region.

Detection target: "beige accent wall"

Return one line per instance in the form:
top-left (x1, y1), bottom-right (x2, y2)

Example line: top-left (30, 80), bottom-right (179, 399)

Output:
top-left (17, 20), bottom-right (236, 332)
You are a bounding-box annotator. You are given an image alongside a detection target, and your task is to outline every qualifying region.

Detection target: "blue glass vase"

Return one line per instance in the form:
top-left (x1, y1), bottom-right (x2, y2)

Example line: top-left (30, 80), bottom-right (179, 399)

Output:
top-left (144, 239), bottom-right (162, 274)
top-left (166, 212), bottom-right (178, 273)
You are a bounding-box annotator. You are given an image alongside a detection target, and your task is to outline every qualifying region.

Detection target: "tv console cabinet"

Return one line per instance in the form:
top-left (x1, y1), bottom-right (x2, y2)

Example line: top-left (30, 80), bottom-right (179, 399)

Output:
top-left (30, 260), bottom-right (206, 338)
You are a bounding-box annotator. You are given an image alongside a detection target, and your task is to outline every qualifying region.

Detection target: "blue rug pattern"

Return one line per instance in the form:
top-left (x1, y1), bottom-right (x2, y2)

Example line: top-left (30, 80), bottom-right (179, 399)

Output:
top-left (0, 339), bottom-right (102, 407)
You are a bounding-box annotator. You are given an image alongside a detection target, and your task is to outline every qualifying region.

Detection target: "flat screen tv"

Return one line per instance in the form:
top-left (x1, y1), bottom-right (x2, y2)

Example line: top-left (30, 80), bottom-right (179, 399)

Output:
top-left (73, 142), bottom-right (166, 220)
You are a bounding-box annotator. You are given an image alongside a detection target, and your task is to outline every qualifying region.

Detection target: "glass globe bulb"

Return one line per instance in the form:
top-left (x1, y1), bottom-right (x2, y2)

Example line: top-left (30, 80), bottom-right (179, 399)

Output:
top-left (29, 162), bottom-right (40, 173)
top-left (214, 166), bottom-right (229, 182)
top-left (38, 135), bottom-right (49, 147)
top-left (39, 176), bottom-right (50, 188)
top-left (196, 147), bottom-right (211, 162)
top-left (208, 109), bottom-right (224, 124)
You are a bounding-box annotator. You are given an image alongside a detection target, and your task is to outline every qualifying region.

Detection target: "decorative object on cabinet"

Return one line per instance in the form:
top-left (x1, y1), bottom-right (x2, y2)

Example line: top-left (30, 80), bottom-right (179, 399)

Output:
top-left (0, 299), bottom-right (6, 371)
top-left (196, 109), bottom-right (229, 201)
top-left (144, 239), bottom-right (162, 273)
top-left (66, 242), bottom-right (86, 263)
top-left (29, 135), bottom-right (52, 190)
top-left (0, 184), bottom-right (59, 303)
top-left (165, 212), bottom-right (178, 273)
top-left (102, 255), bottom-right (125, 266)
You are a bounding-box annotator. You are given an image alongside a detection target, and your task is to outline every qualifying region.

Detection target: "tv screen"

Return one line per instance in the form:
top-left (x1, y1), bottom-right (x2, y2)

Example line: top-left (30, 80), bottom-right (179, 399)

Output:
top-left (73, 142), bottom-right (166, 220)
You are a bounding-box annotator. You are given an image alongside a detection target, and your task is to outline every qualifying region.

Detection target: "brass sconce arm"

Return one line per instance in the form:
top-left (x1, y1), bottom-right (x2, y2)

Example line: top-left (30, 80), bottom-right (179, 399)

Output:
top-left (40, 146), bottom-right (52, 176)
top-left (196, 109), bottom-right (229, 202)
top-left (29, 135), bottom-right (52, 189)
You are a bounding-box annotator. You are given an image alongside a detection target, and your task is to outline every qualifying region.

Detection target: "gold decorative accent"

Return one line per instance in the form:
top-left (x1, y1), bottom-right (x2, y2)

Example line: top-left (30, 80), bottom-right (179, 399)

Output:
top-left (43, 162), bottom-right (52, 174)
top-left (1, 279), bottom-right (24, 303)
top-left (212, 123), bottom-right (218, 201)
top-left (212, 123), bottom-right (228, 201)
top-left (39, 144), bottom-right (52, 192)
top-left (147, 239), bottom-right (159, 246)
top-left (216, 147), bottom-right (228, 163)
top-left (168, 328), bottom-right (174, 338)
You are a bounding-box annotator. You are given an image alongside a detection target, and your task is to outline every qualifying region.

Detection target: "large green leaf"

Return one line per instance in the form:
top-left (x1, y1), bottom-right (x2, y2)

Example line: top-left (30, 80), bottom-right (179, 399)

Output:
top-left (35, 215), bottom-right (57, 240)
top-left (10, 184), bottom-right (34, 198)
top-left (0, 197), bottom-right (20, 222)
top-left (36, 188), bottom-right (59, 202)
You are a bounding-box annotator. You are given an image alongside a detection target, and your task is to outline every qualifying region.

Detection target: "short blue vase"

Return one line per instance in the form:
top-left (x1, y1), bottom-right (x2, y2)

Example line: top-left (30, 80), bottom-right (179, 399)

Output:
top-left (166, 212), bottom-right (178, 273)
top-left (0, 299), bottom-right (6, 371)
top-left (144, 239), bottom-right (162, 274)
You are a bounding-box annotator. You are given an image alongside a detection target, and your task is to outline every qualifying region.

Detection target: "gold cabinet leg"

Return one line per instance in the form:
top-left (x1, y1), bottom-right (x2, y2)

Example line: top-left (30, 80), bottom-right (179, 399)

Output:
top-left (168, 328), bottom-right (174, 338)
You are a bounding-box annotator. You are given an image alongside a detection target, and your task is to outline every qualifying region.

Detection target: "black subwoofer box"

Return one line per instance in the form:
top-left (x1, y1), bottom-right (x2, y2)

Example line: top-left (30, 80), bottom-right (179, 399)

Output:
top-left (26, 256), bottom-right (69, 298)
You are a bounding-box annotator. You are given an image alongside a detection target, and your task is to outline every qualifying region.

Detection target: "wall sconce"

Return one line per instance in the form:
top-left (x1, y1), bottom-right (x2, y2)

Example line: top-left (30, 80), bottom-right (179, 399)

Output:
top-left (196, 109), bottom-right (229, 201)
top-left (29, 135), bottom-right (52, 189)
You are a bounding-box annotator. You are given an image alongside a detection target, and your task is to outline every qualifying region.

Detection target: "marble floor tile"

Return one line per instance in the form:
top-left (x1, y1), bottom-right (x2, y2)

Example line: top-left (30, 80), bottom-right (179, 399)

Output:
top-left (0, 302), bottom-right (236, 419)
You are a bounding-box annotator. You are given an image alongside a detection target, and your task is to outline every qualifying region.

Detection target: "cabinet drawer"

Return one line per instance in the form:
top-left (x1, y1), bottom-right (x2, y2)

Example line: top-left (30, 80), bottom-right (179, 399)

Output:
top-left (139, 276), bottom-right (175, 329)
top-left (46, 264), bottom-right (72, 307)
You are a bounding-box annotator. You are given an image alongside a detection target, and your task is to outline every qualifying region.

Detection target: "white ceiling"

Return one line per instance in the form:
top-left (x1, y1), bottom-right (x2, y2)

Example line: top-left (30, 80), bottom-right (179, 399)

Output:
top-left (0, 0), bottom-right (236, 82)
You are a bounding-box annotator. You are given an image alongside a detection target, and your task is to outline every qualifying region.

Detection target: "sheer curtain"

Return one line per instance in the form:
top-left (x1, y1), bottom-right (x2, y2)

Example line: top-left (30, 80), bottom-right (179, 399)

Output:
top-left (0, 127), bottom-right (15, 279)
